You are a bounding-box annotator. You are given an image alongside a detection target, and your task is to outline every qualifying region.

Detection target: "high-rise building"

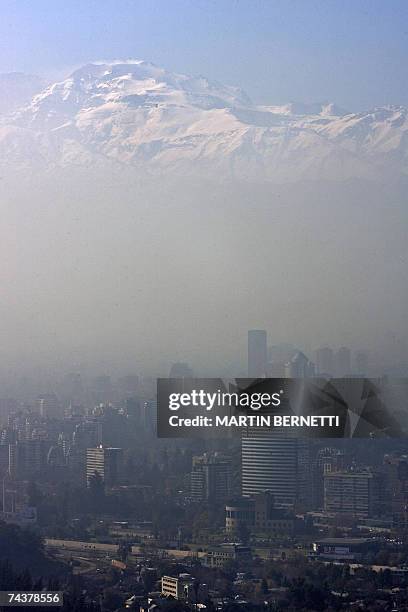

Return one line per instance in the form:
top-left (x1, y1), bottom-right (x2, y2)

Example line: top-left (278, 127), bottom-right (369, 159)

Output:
top-left (268, 343), bottom-right (296, 365)
top-left (383, 453), bottom-right (408, 530)
top-left (142, 400), bottom-right (157, 433)
top-left (190, 452), bottom-right (231, 503)
top-left (243, 348), bottom-right (313, 510)
top-left (248, 330), bottom-right (267, 377)
top-left (1, 478), bottom-right (32, 519)
top-left (7, 440), bottom-right (49, 479)
top-left (73, 420), bottom-right (103, 449)
top-left (315, 347), bottom-right (334, 377)
top-left (124, 398), bottom-right (141, 420)
top-left (284, 351), bottom-right (315, 378)
top-left (335, 347), bottom-right (351, 377)
top-left (312, 447), bottom-right (345, 510)
top-left (324, 469), bottom-right (382, 518)
top-left (0, 445), bottom-right (8, 478)
top-left (36, 394), bottom-right (59, 418)
top-left (86, 446), bottom-right (123, 487)
top-left (241, 429), bottom-right (310, 510)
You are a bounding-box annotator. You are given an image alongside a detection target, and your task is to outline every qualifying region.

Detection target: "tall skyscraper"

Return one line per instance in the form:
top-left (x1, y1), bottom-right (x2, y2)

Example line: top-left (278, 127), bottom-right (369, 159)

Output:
top-left (243, 346), bottom-right (313, 510)
top-left (315, 347), bottom-right (334, 376)
top-left (248, 330), bottom-right (267, 377)
top-left (241, 429), bottom-right (310, 510)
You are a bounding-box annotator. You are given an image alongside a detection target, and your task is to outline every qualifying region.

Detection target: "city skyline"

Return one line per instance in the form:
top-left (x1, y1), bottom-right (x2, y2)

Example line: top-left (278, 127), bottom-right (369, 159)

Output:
top-left (0, 57), bottom-right (407, 373)
top-left (1, 3), bottom-right (407, 610)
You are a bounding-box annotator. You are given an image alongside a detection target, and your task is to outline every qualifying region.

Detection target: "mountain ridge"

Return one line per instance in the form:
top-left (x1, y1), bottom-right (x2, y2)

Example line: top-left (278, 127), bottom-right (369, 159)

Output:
top-left (0, 60), bottom-right (407, 181)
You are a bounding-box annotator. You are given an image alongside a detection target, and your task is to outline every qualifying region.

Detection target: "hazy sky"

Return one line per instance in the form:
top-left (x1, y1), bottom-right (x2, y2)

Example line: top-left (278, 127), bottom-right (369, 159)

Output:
top-left (1, 2), bottom-right (408, 383)
top-left (1, 0), bottom-right (408, 110)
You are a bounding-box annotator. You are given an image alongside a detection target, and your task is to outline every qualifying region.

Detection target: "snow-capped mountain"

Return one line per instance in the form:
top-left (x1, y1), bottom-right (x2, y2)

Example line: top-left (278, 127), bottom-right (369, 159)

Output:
top-left (1, 60), bottom-right (407, 181)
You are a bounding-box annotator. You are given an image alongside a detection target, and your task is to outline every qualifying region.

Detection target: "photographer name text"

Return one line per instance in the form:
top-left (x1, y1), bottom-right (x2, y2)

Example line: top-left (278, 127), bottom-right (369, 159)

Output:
top-left (168, 414), bottom-right (340, 428)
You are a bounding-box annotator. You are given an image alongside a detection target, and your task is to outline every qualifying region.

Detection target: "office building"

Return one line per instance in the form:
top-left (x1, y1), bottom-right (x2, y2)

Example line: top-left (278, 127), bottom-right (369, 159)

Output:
top-left (86, 446), bottom-right (123, 487)
top-left (190, 452), bottom-right (231, 503)
top-left (36, 394), bottom-right (59, 418)
top-left (383, 453), bottom-right (408, 530)
top-left (8, 440), bottom-right (49, 479)
top-left (205, 544), bottom-right (251, 569)
top-left (312, 537), bottom-right (375, 562)
top-left (248, 330), bottom-right (267, 378)
top-left (242, 429), bottom-right (310, 510)
top-left (243, 348), bottom-right (313, 511)
top-left (73, 420), bottom-right (103, 449)
top-left (312, 447), bottom-right (345, 509)
top-left (161, 574), bottom-right (206, 602)
top-left (315, 347), bottom-right (334, 377)
top-left (225, 492), bottom-right (294, 536)
top-left (124, 398), bottom-right (141, 420)
top-left (324, 469), bottom-right (382, 518)
top-left (141, 400), bottom-right (157, 433)
top-left (284, 351), bottom-right (315, 378)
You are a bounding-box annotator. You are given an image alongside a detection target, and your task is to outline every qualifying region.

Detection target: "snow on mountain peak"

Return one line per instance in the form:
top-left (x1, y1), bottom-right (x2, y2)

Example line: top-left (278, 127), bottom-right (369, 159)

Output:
top-left (66, 59), bottom-right (251, 107)
top-left (0, 60), bottom-right (407, 181)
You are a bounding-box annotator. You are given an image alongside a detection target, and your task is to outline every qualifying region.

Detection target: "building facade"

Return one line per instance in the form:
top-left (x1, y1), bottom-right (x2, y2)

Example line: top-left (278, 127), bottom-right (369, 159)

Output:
top-left (248, 330), bottom-right (267, 378)
top-left (242, 429), bottom-right (310, 510)
top-left (226, 492), bottom-right (294, 536)
top-left (324, 469), bottom-right (382, 518)
top-left (86, 446), bottom-right (123, 487)
top-left (190, 452), bottom-right (231, 503)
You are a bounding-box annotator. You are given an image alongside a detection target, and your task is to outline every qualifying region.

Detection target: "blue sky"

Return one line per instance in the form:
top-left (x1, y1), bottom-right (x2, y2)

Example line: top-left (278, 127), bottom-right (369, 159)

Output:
top-left (1, 0), bottom-right (407, 110)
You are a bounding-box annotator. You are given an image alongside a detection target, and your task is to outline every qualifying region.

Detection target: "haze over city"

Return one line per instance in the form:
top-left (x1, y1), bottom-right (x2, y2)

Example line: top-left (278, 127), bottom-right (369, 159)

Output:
top-left (2, 5), bottom-right (408, 612)
top-left (0, 0), bottom-right (407, 383)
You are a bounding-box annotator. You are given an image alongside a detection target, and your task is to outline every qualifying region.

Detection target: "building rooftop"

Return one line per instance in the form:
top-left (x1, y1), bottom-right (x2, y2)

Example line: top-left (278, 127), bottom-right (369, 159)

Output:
top-left (315, 537), bottom-right (370, 545)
